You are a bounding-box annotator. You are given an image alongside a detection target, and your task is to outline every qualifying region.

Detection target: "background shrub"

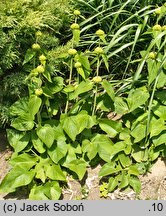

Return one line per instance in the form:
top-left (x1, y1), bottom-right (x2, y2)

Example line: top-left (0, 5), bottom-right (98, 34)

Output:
top-left (0, 0), bottom-right (73, 127)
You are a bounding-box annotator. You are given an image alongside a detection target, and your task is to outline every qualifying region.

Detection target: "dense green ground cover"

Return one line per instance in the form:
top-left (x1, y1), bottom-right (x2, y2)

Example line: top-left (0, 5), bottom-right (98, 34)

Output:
top-left (0, 0), bottom-right (166, 199)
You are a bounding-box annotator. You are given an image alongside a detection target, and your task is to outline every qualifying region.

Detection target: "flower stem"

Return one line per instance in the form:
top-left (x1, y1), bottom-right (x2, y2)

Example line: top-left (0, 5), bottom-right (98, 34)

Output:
top-left (92, 57), bottom-right (100, 116)
top-left (65, 58), bottom-right (73, 114)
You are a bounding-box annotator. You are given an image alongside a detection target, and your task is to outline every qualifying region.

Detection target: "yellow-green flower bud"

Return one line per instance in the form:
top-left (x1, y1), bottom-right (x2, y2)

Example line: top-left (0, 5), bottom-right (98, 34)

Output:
top-left (152, 24), bottom-right (162, 31)
top-left (92, 76), bottom-right (102, 83)
top-left (35, 31), bottom-right (42, 37)
top-left (74, 62), bottom-right (82, 68)
top-left (32, 43), bottom-right (41, 50)
top-left (70, 23), bottom-right (80, 30)
top-left (35, 88), bottom-right (43, 96)
top-left (148, 52), bottom-right (157, 59)
top-left (74, 10), bottom-right (81, 16)
top-left (39, 54), bottom-right (47, 61)
top-left (96, 29), bottom-right (105, 37)
top-left (36, 65), bottom-right (45, 73)
top-left (68, 48), bottom-right (77, 55)
top-left (94, 47), bottom-right (104, 54)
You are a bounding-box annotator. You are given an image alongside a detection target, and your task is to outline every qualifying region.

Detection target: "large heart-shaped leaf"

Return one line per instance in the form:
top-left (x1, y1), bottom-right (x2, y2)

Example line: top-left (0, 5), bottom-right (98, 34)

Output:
top-left (99, 119), bottom-right (122, 138)
top-left (99, 162), bottom-right (122, 177)
top-left (127, 87), bottom-right (149, 112)
top-left (46, 164), bottom-right (66, 181)
top-left (7, 129), bottom-right (30, 152)
top-left (10, 153), bottom-right (38, 170)
top-left (37, 125), bottom-right (55, 148)
top-left (28, 95), bottom-right (42, 116)
top-left (48, 140), bottom-right (67, 163)
top-left (0, 167), bottom-right (35, 193)
top-left (29, 181), bottom-right (61, 200)
top-left (11, 113), bottom-right (34, 131)
top-left (63, 159), bottom-right (87, 180)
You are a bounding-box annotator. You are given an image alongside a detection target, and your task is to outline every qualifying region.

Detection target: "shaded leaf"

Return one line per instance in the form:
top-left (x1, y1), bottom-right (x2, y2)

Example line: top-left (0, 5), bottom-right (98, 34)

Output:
top-left (23, 49), bottom-right (36, 65)
top-left (29, 181), bottom-right (61, 200)
top-left (129, 176), bottom-right (141, 194)
top-left (0, 167), bottom-right (35, 193)
top-left (99, 119), bottom-right (122, 138)
top-left (102, 80), bottom-right (115, 101)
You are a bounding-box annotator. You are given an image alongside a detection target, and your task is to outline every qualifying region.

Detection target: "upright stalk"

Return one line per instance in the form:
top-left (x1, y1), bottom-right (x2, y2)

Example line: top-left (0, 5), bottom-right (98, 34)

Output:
top-left (65, 58), bottom-right (73, 114)
top-left (92, 57), bottom-right (100, 116)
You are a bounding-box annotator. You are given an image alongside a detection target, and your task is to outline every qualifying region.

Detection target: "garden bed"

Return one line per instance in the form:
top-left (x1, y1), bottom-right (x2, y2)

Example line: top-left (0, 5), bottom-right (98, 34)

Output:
top-left (1, 131), bottom-right (166, 200)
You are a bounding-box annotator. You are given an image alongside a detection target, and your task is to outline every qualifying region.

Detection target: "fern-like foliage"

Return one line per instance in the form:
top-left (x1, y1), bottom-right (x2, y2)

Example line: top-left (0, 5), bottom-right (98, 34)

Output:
top-left (0, 0), bottom-right (74, 127)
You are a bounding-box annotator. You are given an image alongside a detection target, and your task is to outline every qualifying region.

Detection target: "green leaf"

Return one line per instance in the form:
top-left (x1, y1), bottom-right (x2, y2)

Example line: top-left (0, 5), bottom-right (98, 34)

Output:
top-left (155, 90), bottom-right (166, 105)
top-left (99, 119), bottom-right (122, 138)
top-left (43, 65), bottom-right (52, 82)
top-left (119, 172), bottom-right (129, 189)
top-left (31, 131), bottom-right (46, 153)
top-left (42, 86), bottom-right (53, 98)
top-left (147, 59), bottom-right (159, 85)
top-left (157, 71), bottom-right (166, 88)
top-left (131, 124), bottom-right (146, 143)
top-left (129, 176), bottom-right (141, 194)
top-left (102, 80), bottom-right (115, 101)
top-left (108, 176), bottom-right (118, 192)
top-left (46, 77), bottom-right (63, 94)
top-left (99, 162), bottom-right (122, 177)
top-left (46, 164), bottom-right (66, 181)
top-left (48, 140), bottom-right (67, 163)
top-left (98, 139), bottom-right (126, 162)
top-left (114, 97), bottom-right (129, 115)
top-left (10, 97), bottom-right (29, 116)
top-left (11, 113), bottom-right (34, 131)
top-left (69, 79), bottom-right (93, 100)
top-left (97, 94), bottom-right (114, 112)
top-left (0, 166), bottom-right (35, 193)
top-left (148, 147), bottom-right (161, 161)
top-left (76, 52), bottom-right (91, 77)
top-left (23, 48), bottom-right (36, 65)
top-left (149, 118), bottom-right (165, 137)
top-left (128, 165), bottom-right (140, 176)
top-left (53, 124), bottom-right (66, 141)
top-left (152, 132), bottom-right (166, 146)
top-left (61, 116), bottom-right (78, 141)
top-left (29, 181), bottom-right (61, 200)
top-left (119, 128), bottom-right (131, 140)
top-left (118, 152), bottom-right (132, 168)
top-left (37, 124), bottom-right (55, 148)
top-left (152, 104), bottom-right (166, 120)
top-left (28, 95), bottom-right (42, 116)
top-left (127, 87), bottom-right (149, 112)
top-left (76, 67), bottom-right (86, 79)
top-left (64, 145), bottom-right (77, 164)
top-left (63, 159), bottom-right (87, 180)
top-left (35, 161), bottom-right (47, 183)
top-left (7, 129), bottom-right (30, 152)
top-left (132, 145), bottom-right (148, 162)
top-left (82, 139), bottom-right (98, 160)
top-left (102, 54), bottom-right (109, 71)
top-left (92, 134), bottom-right (114, 162)
top-left (10, 153), bottom-right (38, 170)
top-left (61, 113), bottom-right (94, 141)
